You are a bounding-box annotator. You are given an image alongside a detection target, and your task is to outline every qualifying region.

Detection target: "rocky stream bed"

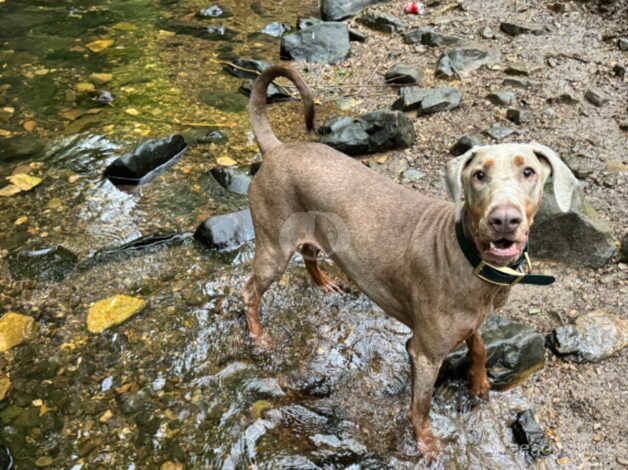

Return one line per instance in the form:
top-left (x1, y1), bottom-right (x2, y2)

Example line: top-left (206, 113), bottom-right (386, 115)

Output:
top-left (0, 0), bottom-right (627, 468)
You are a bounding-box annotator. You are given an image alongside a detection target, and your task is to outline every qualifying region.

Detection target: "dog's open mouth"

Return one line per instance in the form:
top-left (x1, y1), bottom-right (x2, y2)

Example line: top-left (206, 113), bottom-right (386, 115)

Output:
top-left (487, 238), bottom-right (521, 258)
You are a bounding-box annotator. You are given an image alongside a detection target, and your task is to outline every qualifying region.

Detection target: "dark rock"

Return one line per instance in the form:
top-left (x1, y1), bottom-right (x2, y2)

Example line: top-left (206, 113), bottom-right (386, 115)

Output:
top-left (210, 165), bottom-right (257, 195)
top-left (584, 88), bottom-right (609, 107)
top-left (239, 79), bottom-right (293, 103)
top-left (484, 124), bottom-right (515, 140)
top-left (104, 135), bottom-right (187, 185)
top-left (503, 77), bottom-right (537, 89)
top-left (548, 311), bottom-right (626, 363)
top-left (403, 27), bottom-right (461, 46)
top-left (281, 22), bottom-right (350, 64)
top-left (613, 63), bottom-right (626, 78)
top-left (194, 209), bottom-right (254, 251)
top-left (511, 410), bottom-right (553, 458)
top-left (619, 38), bottom-right (628, 51)
top-left (500, 22), bottom-right (546, 36)
top-left (7, 246), bottom-right (78, 282)
top-left (531, 183), bottom-right (616, 267)
top-left (261, 22), bottom-right (291, 37)
top-left (95, 90), bottom-right (113, 105)
top-left (504, 61), bottom-right (541, 76)
top-left (480, 25), bottom-right (496, 39)
top-left (384, 63), bottom-right (422, 85)
top-left (0, 135), bottom-right (44, 163)
top-left (438, 315), bottom-right (545, 390)
top-left (450, 134), bottom-right (484, 156)
top-left (198, 89), bottom-right (247, 112)
top-left (486, 90), bottom-right (515, 106)
top-left (621, 233), bottom-right (628, 263)
top-left (506, 108), bottom-right (531, 125)
top-left (197, 5), bottom-right (228, 18)
top-left (318, 110), bottom-right (415, 156)
top-left (392, 86), bottom-right (461, 114)
top-left (436, 47), bottom-right (499, 78)
top-left (223, 57), bottom-right (270, 79)
top-left (321, 0), bottom-right (385, 21)
top-left (348, 29), bottom-right (367, 42)
top-left (357, 12), bottom-right (406, 34)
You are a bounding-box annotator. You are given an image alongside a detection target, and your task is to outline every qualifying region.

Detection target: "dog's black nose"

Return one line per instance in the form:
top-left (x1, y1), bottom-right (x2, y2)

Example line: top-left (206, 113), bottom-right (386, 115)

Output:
top-left (489, 205), bottom-right (522, 233)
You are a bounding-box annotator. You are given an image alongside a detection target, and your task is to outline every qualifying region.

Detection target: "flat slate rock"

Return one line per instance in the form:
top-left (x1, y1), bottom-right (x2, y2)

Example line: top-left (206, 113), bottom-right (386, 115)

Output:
top-left (437, 314), bottom-right (545, 390)
top-left (506, 108), bottom-right (532, 125)
top-left (223, 57), bottom-right (270, 79)
top-left (281, 21), bottom-right (350, 64)
top-left (7, 246), bottom-right (78, 282)
top-left (357, 12), bottom-right (405, 33)
top-left (484, 124), bottom-right (515, 140)
top-left (392, 86), bottom-right (461, 114)
top-left (239, 79), bottom-right (293, 103)
top-left (104, 134), bottom-right (187, 185)
top-left (500, 21), bottom-right (546, 36)
top-left (486, 90), bottom-right (515, 106)
top-left (403, 27), bottom-right (461, 46)
top-left (584, 88), bottom-right (609, 107)
top-left (194, 209), bottom-right (254, 251)
top-left (436, 47), bottom-right (499, 78)
top-left (384, 63), bottom-right (422, 85)
top-left (320, 0), bottom-right (385, 20)
top-left (318, 110), bottom-right (415, 156)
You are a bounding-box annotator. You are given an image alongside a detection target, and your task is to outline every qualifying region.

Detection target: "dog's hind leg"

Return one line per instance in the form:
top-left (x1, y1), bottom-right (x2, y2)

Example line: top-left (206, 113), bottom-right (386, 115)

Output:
top-left (301, 244), bottom-right (344, 294)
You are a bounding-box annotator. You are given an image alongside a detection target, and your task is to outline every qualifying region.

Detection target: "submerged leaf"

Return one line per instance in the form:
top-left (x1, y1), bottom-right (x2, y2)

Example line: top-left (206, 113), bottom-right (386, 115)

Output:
top-left (216, 156), bottom-right (237, 166)
top-left (0, 185), bottom-right (21, 197)
top-left (85, 39), bottom-right (115, 53)
top-left (8, 173), bottom-right (42, 191)
top-left (87, 295), bottom-right (146, 333)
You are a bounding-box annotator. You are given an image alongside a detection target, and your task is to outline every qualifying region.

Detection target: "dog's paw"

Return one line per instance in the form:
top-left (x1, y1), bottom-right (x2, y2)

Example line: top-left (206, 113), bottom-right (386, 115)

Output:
top-left (469, 369), bottom-right (490, 400)
top-left (417, 432), bottom-right (442, 464)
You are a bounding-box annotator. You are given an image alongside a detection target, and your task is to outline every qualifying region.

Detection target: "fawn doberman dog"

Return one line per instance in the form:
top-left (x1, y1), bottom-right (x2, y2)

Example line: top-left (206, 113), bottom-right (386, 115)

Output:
top-left (241, 65), bottom-right (576, 461)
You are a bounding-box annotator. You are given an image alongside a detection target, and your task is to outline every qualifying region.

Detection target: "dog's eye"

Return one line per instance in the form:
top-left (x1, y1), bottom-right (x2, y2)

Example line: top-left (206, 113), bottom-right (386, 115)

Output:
top-left (473, 170), bottom-right (486, 181)
top-left (523, 167), bottom-right (535, 178)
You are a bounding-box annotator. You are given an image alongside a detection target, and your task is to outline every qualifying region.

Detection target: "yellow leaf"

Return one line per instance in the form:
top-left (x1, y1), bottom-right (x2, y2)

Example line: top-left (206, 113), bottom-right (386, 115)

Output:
top-left (75, 82), bottom-right (95, 93)
top-left (125, 108), bottom-right (140, 116)
top-left (0, 185), bottom-right (21, 197)
top-left (0, 375), bottom-right (10, 401)
top-left (373, 155), bottom-right (388, 164)
top-left (556, 456), bottom-right (569, 465)
top-left (62, 109), bottom-right (86, 121)
top-left (216, 156), bottom-right (237, 166)
top-left (89, 73), bottom-right (113, 84)
top-left (158, 30), bottom-right (175, 39)
top-left (86, 295), bottom-right (146, 334)
top-left (14, 216), bottom-right (28, 225)
top-left (1, 106), bottom-right (14, 115)
top-left (38, 403), bottom-right (49, 416)
top-left (23, 120), bottom-right (36, 132)
top-left (0, 312), bottom-right (37, 352)
top-left (111, 22), bottom-right (137, 32)
top-left (46, 198), bottom-right (62, 209)
top-left (8, 173), bottom-right (42, 191)
top-left (85, 39), bottom-right (114, 53)
top-left (68, 175), bottom-right (79, 184)
top-left (99, 409), bottom-right (113, 423)
top-left (0, 129), bottom-right (13, 138)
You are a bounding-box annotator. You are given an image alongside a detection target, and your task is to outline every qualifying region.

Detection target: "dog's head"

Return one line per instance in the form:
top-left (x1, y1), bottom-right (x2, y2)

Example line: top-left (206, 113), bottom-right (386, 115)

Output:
top-left (446, 143), bottom-right (577, 266)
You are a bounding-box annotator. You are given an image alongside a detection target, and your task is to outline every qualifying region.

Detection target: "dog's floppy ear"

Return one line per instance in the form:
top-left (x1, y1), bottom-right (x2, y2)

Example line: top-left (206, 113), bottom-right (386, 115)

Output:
top-left (528, 143), bottom-right (578, 213)
top-left (445, 147), bottom-right (479, 203)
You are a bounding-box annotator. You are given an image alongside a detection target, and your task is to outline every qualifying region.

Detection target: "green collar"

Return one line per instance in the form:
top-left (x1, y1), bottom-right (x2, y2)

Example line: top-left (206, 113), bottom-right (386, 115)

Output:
top-left (455, 222), bottom-right (555, 287)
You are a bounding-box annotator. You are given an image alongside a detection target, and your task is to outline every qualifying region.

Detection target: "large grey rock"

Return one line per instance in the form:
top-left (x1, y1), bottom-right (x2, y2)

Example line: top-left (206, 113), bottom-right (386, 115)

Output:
top-left (403, 27), bottom-right (461, 46)
top-left (500, 22), bottom-right (546, 36)
top-left (437, 315), bottom-right (545, 390)
top-left (319, 110), bottom-right (415, 156)
top-left (320, 0), bottom-right (385, 20)
top-left (530, 183), bottom-right (616, 267)
top-left (384, 63), bottom-right (422, 85)
top-left (357, 12), bottom-right (405, 33)
top-left (7, 246), bottom-right (78, 282)
top-left (548, 311), bottom-right (627, 363)
top-left (436, 47), bottom-right (499, 78)
top-left (194, 209), bottom-right (254, 251)
top-left (281, 22), bottom-right (350, 64)
top-left (392, 86), bottom-right (461, 114)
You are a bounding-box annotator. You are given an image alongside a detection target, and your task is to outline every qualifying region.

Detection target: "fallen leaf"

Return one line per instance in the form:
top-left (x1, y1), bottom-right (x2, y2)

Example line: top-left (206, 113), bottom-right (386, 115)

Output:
top-left (0, 376), bottom-right (10, 401)
top-left (556, 456), bottom-right (569, 465)
top-left (62, 109), bottom-right (86, 121)
top-left (0, 312), bottom-right (37, 352)
top-left (75, 82), bottom-right (96, 93)
top-left (85, 39), bottom-right (115, 53)
top-left (23, 120), bottom-right (36, 132)
top-left (0, 129), bottom-right (13, 138)
top-left (373, 155), bottom-right (388, 164)
top-left (0, 185), bottom-right (22, 197)
top-left (32, 399), bottom-right (43, 407)
top-left (46, 198), bottom-right (62, 209)
top-left (68, 175), bottom-right (80, 184)
top-left (89, 72), bottom-right (113, 84)
top-left (112, 21), bottom-right (138, 31)
top-left (99, 409), bottom-right (113, 423)
top-left (86, 108), bottom-right (103, 114)
top-left (125, 107), bottom-right (140, 116)
top-left (86, 295), bottom-right (146, 334)
top-left (33, 68), bottom-right (49, 76)
top-left (158, 30), bottom-right (175, 39)
top-left (216, 156), bottom-right (237, 166)
top-left (1, 106), bottom-right (15, 115)
top-left (34, 456), bottom-right (54, 468)
top-left (14, 216), bottom-right (28, 225)
top-left (8, 173), bottom-right (42, 191)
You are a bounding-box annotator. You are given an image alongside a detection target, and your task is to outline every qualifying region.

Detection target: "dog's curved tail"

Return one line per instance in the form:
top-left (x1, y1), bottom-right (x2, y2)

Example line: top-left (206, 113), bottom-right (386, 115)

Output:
top-left (248, 65), bottom-right (314, 155)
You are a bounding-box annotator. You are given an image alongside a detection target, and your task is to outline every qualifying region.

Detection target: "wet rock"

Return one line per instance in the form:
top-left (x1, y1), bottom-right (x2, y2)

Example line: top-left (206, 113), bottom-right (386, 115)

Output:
top-left (484, 124), bottom-right (515, 140)
top-left (384, 63), bottom-right (422, 85)
top-left (86, 295), bottom-right (146, 334)
top-left (261, 21), bottom-right (291, 37)
top-left (239, 79), bottom-right (293, 103)
top-left (0, 135), bottom-right (44, 163)
top-left (500, 22), bottom-right (546, 36)
top-left (104, 135), bottom-right (187, 185)
top-left (210, 164), bottom-right (258, 195)
top-left (531, 184), bottom-right (616, 267)
top-left (548, 310), bottom-right (627, 363)
top-left (321, 0), bottom-right (385, 21)
top-left (584, 88), bottom-right (609, 107)
top-left (506, 108), bottom-right (531, 125)
top-left (450, 134), bottom-right (484, 156)
top-left (438, 315), bottom-right (545, 390)
top-left (194, 209), bottom-right (255, 251)
top-left (281, 22), bottom-right (350, 64)
top-left (0, 313), bottom-right (36, 353)
top-left (357, 12), bottom-right (405, 34)
top-left (6, 246), bottom-right (78, 282)
top-left (223, 57), bottom-right (270, 79)
top-left (89, 233), bottom-right (189, 264)
top-left (197, 5), bottom-right (226, 18)
top-left (486, 90), bottom-right (515, 106)
top-left (511, 410), bottom-right (553, 458)
top-left (95, 90), bottom-right (113, 105)
top-left (403, 27), bottom-right (461, 46)
top-left (392, 86), bottom-right (461, 114)
top-left (318, 110), bottom-right (415, 156)
top-left (480, 24), bottom-right (496, 39)
top-left (436, 47), bottom-right (499, 79)
top-left (244, 378), bottom-right (286, 399)
top-left (309, 433), bottom-right (367, 458)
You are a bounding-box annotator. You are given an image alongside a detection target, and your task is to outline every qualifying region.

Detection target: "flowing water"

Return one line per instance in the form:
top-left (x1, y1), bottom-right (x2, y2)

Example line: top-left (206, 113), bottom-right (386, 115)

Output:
top-left (0, 1), bottom-right (546, 468)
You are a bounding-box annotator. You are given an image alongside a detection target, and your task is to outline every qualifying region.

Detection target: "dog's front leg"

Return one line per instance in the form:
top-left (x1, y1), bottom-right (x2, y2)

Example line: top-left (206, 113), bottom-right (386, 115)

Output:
top-left (406, 336), bottom-right (442, 462)
top-left (466, 331), bottom-right (490, 399)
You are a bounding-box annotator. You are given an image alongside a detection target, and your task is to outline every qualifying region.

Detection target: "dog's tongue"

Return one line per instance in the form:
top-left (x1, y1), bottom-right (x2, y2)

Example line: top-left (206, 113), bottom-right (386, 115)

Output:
top-left (488, 241), bottom-right (520, 258)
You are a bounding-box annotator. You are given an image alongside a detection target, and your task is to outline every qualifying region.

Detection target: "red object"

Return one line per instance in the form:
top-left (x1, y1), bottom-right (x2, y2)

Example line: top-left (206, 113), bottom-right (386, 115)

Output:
top-left (404, 1), bottom-right (424, 14)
